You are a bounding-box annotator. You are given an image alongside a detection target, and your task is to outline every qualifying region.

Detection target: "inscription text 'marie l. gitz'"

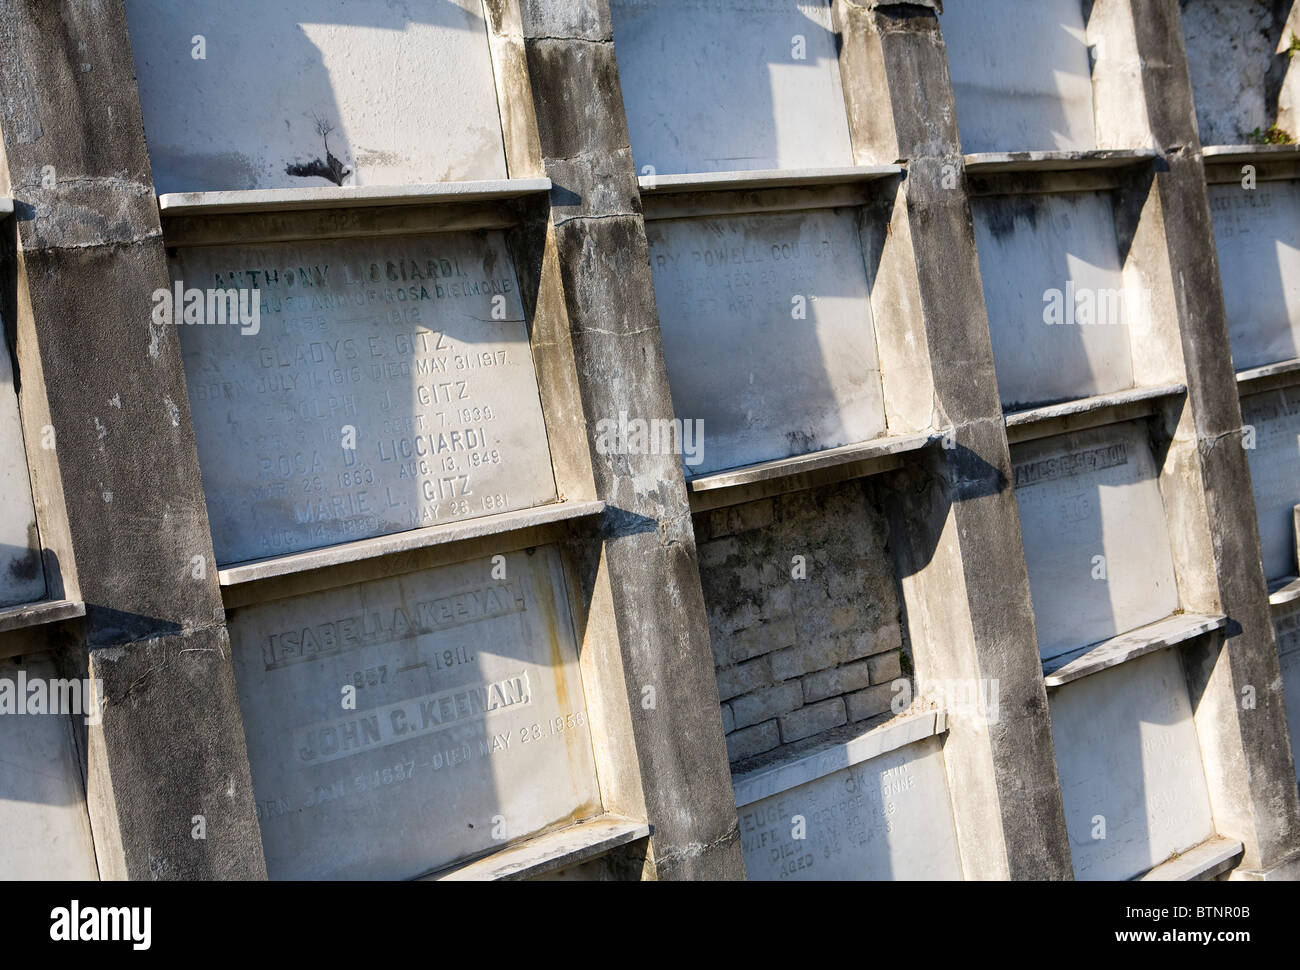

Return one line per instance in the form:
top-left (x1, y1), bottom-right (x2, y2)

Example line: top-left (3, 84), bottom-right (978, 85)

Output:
top-left (295, 671), bottom-right (532, 765)
top-left (261, 580), bottom-right (526, 671)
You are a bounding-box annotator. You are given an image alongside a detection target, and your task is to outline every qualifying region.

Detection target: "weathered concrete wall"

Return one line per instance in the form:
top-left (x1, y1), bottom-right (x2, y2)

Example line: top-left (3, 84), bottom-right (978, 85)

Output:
top-left (694, 482), bottom-right (907, 764)
top-left (1180, 0), bottom-right (1299, 145)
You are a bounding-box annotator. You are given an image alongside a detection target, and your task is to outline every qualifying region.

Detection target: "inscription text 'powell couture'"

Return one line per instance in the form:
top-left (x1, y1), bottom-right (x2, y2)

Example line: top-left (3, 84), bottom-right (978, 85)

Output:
top-left (172, 231), bottom-right (557, 565)
top-left (230, 548), bottom-right (602, 880)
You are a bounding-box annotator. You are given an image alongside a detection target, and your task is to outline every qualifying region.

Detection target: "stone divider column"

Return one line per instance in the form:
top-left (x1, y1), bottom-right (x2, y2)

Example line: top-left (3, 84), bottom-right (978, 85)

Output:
top-left (833, 0), bottom-right (1074, 879)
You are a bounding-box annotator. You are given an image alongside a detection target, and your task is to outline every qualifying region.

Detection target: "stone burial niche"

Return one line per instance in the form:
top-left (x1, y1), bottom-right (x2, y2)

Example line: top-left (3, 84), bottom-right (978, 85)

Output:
top-left (1010, 418), bottom-right (1233, 880)
top-left (128, 0), bottom-right (641, 879)
top-left (1189, 0), bottom-right (1300, 378)
top-left (124, 0), bottom-right (509, 193)
top-left (943, 0), bottom-right (1187, 414)
top-left (694, 484), bottom-right (962, 881)
top-left (1184, 0), bottom-right (1300, 788)
top-left (610, 0), bottom-right (962, 881)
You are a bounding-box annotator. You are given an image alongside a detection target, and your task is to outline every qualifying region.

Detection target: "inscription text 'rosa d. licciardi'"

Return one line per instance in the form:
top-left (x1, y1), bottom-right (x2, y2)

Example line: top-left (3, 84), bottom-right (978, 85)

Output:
top-left (172, 231), bottom-right (557, 565)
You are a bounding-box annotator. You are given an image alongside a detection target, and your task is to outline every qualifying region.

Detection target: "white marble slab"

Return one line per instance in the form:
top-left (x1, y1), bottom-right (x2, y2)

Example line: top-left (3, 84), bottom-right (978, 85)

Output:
top-left (1208, 180), bottom-right (1300, 371)
top-left (1013, 422), bottom-right (1180, 660)
top-left (0, 656), bottom-right (99, 879)
top-left (124, 0), bottom-right (507, 193)
top-left (0, 336), bottom-right (44, 608)
top-left (646, 208), bottom-right (885, 476)
top-left (738, 735), bottom-right (962, 880)
top-left (229, 547), bottom-right (602, 880)
top-left (1240, 389), bottom-right (1300, 580)
top-left (1050, 649), bottom-right (1215, 881)
top-left (610, 0), bottom-right (854, 175)
top-left (942, 0), bottom-right (1098, 154)
top-left (171, 230), bottom-right (557, 565)
top-left (973, 191), bottom-right (1135, 409)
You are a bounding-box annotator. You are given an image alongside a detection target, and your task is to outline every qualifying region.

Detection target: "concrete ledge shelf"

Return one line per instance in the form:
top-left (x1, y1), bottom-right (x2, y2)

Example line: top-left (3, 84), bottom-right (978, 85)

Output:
top-left (637, 164), bottom-right (902, 196)
top-left (1236, 356), bottom-right (1300, 391)
top-left (0, 598), bottom-right (85, 637)
top-left (731, 708), bottom-right (946, 808)
top-left (0, 196), bottom-right (11, 217)
top-left (424, 814), bottom-right (650, 881)
top-left (218, 499), bottom-right (606, 587)
top-left (686, 430), bottom-right (943, 513)
top-left (964, 149), bottom-right (1159, 175)
top-left (1043, 612), bottom-right (1228, 689)
top-left (1004, 382), bottom-right (1186, 445)
top-left (1268, 575), bottom-right (1300, 609)
top-left (1136, 836), bottom-right (1245, 881)
top-left (1202, 144), bottom-right (1300, 165)
top-left (158, 177), bottom-right (553, 217)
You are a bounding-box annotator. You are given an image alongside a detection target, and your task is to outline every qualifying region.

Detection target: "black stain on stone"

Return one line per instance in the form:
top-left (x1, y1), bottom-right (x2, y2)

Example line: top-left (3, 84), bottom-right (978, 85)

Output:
top-left (286, 116), bottom-right (352, 187)
top-left (982, 194), bottom-right (1042, 242)
top-left (8, 548), bottom-right (41, 583)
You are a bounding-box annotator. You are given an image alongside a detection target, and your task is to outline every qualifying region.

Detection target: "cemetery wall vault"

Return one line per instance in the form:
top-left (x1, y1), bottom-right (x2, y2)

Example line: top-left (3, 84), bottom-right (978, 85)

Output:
top-left (0, 0), bottom-right (1299, 882)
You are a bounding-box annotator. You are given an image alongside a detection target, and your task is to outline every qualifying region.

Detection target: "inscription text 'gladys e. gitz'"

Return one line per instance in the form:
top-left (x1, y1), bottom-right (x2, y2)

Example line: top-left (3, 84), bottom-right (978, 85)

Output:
top-left (261, 581), bottom-right (527, 671)
top-left (295, 671), bottom-right (532, 765)
top-left (152, 280), bottom-right (261, 335)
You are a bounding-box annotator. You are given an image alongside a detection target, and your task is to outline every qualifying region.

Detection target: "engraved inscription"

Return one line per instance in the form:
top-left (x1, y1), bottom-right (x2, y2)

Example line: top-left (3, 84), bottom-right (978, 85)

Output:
top-left (173, 232), bottom-right (557, 565)
top-left (1240, 388), bottom-right (1300, 580)
top-left (1208, 180), bottom-right (1300, 370)
top-left (1013, 443), bottom-right (1128, 489)
top-left (1013, 423), bottom-right (1179, 659)
top-left (738, 737), bottom-right (962, 881)
top-left (646, 209), bottom-right (885, 475)
top-left (230, 548), bottom-right (601, 880)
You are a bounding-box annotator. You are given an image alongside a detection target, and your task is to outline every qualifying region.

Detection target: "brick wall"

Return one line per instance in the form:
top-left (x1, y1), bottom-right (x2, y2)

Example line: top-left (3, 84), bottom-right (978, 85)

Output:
top-left (693, 480), bottom-right (909, 766)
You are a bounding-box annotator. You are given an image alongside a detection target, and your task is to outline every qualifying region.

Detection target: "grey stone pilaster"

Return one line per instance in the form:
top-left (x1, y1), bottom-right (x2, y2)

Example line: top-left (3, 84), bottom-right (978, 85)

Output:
top-left (0, 0), bottom-right (265, 879)
top-left (836, 0), bottom-right (1073, 879)
top-left (516, 0), bottom-right (745, 880)
top-left (1126, 0), bottom-right (1300, 876)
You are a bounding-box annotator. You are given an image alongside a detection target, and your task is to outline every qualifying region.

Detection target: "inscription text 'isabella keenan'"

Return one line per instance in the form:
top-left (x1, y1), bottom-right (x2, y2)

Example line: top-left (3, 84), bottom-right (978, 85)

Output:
top-left (261, 581), bottom-right (526, 671)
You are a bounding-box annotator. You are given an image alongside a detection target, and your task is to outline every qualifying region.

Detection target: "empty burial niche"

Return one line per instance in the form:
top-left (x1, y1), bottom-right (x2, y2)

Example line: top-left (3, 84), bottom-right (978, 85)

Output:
top-left (609, 0), bottom-right (854, 175)
top-left (1179, 0), bottom-right (1299, 147)
top-left (124, 0), bottom-right (507, 193)
top-left (0, 331), bottom-right (45, 608)
top-left (1050, 648), bottom-right (1216, 880)
top-left (1273, 604), bottom-right (1300, 783)
top-left (228, 547), bottom-right (602, 880)
top-left (1012, 422), bottom-right (1179, 661)
top-left (1240, 388), bottom-right (1300, 580)
top-left (972, 190), bottom-right (1140, 410)
top-left (646, 208), bottom-right (886, 477)
top-left (941, 0), bottom-right (1098, 154)
top-left (169, 230), bottom-right (557, 566)
top-left (0, 655), bottom-right (99, 879)
top-left (737, 735), bottom-right (963, 880)
top-left (1208, 178), bottom-right (1300, 371)
top-left (694, 482), bottom-right (909, 765)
